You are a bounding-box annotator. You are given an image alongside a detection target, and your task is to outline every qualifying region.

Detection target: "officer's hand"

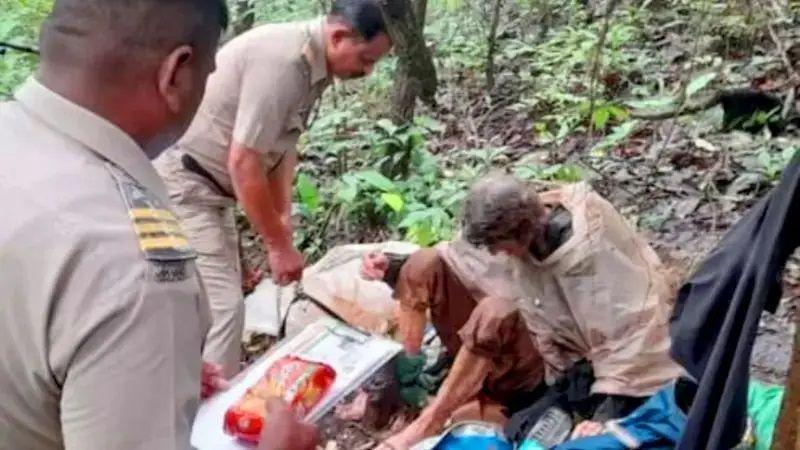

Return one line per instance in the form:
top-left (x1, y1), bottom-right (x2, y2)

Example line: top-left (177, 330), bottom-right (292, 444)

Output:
top-left (258, 398), bottom-right (318, 450)
top-left (268, 245), bottom-right (305, 286)
top-left (361, 251), bottom-right (389, 281)
top-left (201, 362), bottom-right (229, 399)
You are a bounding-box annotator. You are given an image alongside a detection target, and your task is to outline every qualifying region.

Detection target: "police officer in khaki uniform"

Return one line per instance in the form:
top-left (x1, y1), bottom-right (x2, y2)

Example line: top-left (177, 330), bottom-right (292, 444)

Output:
top-left (155, 0), bottom-right (393, 377)
top-left (0, 1), bottom-right (229, 449)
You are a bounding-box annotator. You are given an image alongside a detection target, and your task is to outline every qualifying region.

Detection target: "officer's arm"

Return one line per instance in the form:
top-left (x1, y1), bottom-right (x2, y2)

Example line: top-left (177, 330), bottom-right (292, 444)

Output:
top-left (229, 62), bottom-right (304, 254)
top-left (54, 230), bottom-right (205, 449)
top-left (229, 144), bottom-right (294, 252)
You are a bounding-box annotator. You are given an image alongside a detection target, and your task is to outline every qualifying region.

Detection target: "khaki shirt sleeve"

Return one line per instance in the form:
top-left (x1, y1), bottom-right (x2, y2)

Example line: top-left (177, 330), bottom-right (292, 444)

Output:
top-left (232, 57), bottom-right (306, 157)
top-left (49, 225), bottom-right (208, 450)
top-left (392, 248), bottom-right (440, 312)
top-left (458, 297), bottom-right (520, 359)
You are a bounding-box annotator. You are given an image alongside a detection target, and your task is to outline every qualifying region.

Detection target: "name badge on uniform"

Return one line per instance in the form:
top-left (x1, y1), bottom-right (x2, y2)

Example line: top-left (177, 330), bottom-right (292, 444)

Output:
top-left (108, 163), bottom-right (197, 282)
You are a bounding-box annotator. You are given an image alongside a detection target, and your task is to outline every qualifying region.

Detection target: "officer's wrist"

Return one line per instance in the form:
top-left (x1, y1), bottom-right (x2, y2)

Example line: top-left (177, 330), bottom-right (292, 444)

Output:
top-left (261, 224), bottom-right (294, 251)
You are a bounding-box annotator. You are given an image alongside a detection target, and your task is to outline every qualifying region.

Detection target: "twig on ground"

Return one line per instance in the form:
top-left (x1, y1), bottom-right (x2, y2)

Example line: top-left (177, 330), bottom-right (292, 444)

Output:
top-left (766, 19), bottom-right (800, 84)
top-left (585, 0), bottom-right (621, 141)
top-left (577, 156), bottom-right (639, 198)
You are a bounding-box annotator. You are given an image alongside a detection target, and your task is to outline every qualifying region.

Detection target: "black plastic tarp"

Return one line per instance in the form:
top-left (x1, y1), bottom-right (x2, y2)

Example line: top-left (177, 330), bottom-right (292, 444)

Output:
top-left (670, 158), bottom-right (800, 449)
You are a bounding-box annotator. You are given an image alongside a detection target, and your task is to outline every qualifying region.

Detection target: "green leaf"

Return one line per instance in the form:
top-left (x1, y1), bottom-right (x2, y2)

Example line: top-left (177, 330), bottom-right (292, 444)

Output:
top-left (686, 72), bottom-right (718, 98)
top-left (336, 175), bottom-right (359, 203)
top-left (414, 116), bottom-right (445, 133)
top-left (381, 192), bottom-right (405, 212)
top-left (591, 120), bottom-right (641, 156)
top-left (406, 224), bottom-right (436, 246)
top-left (607, 105), bottom-right (630, 120)
top-left (295, 173), bottom-right (320, 212)
top-left (398, 210), bottom-right (431, 229)
top-left (592, 107), bottom-right (612, 129)
top-left (356, 170), bottom-right (396, 192)
top-left (375, 118), bottom-right (399, 136)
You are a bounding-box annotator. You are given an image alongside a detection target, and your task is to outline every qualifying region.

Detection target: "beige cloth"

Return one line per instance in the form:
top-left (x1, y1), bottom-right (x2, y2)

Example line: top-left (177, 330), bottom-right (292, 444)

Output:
top-left (0, 78), bottom-right (211, 450)
top-left (441, 183), bottom-right (682, 398)
top-left (163, 17), bottom-right (331, 195)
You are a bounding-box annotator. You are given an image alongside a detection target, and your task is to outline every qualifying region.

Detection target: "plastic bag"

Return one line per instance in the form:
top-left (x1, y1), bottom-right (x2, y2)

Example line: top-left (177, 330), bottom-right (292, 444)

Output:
top-left (747, 381), bottom-right (785, 450)
top-left (223, 356), bottom-right (336, 443)
top-left (412, 421), bottom-right (513, 450)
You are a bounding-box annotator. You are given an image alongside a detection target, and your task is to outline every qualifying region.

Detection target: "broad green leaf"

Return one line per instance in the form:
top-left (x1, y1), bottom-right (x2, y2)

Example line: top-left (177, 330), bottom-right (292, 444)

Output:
top-left (381, 192), bottom-right (405, 212)
top-left (414, 116), bottom-right (445, 133)
top-left (592, 107), bottom-right (611, 129)
top-left (591, 120), bottom-right (641, 156)
top-left (356, 170), bottom-right (396, 192)
top-left (607, 105), bottom-right (630, 120)
top-left (407, 224), bottom-right (436, 246)
top-left (336, 175), bottom-right (359, 203)
top-left (686, 72), bottom-right (718, 98)
top-left (295, 173), bottom-right (320, 212)
top-left (375, 118), bottom-right (398, 136)
top-left (398, 210), bottom-right (432, 229)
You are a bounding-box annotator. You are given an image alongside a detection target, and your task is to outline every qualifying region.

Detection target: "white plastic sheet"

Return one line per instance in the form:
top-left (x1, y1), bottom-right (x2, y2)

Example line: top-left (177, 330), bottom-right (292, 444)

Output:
top-left (192, 318), bottom-right (402, 449)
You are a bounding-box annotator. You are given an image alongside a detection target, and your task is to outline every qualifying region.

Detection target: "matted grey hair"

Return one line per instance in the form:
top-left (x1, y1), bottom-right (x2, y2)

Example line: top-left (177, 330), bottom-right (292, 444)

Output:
top-left (462, 174), bottom-right (547, 247)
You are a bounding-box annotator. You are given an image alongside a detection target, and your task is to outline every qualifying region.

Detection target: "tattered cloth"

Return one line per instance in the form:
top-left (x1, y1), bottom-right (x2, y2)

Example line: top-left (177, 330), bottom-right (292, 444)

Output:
top-left (438, 183), bottom-right (682, 398)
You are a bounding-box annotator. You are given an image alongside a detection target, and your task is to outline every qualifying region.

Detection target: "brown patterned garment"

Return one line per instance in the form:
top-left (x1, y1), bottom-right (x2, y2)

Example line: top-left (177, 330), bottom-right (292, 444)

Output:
top-left (393, 248), bottom-right (545, 406)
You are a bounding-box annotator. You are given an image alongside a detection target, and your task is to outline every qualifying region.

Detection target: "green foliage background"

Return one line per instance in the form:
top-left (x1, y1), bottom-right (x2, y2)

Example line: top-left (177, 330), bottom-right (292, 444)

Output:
top-left (3, 0), bottom-right (799, 260)
top-left (0, 0), bottom-right (50, 96)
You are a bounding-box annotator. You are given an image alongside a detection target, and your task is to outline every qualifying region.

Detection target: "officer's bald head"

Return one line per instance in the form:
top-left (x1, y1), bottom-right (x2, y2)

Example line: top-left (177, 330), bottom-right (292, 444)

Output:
top-left (37, 0), bottom-right (228, 157)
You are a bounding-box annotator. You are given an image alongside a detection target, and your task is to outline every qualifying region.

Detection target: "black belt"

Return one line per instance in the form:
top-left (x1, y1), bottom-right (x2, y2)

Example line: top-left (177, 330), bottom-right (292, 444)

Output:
top-left (180, 154), bottom-right (233, 198)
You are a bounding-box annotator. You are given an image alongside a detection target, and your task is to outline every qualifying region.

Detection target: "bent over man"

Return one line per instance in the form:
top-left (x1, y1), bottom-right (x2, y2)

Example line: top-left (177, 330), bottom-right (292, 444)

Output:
top-left (155, 0), bottom-right (393, 377)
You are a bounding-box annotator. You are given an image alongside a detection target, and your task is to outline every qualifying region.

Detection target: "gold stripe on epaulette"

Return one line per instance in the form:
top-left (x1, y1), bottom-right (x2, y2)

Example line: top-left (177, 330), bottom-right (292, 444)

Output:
top-left (139, 236), bottom-right (191, 251)
top-left (130, 208), bottom-right (178, 222)
top-left (133, 222), bottom-right (184, 235)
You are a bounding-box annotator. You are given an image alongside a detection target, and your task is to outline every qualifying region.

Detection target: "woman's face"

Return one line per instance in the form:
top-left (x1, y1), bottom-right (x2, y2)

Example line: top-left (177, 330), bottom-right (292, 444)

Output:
top-left (489, 238), bottom-right (530, 257)
top-left (487, 219), bottom-right (536, 257)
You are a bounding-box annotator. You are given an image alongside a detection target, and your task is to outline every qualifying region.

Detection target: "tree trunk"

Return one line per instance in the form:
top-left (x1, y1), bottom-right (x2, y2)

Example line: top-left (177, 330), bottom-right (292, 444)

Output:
top-left (486, 0), bottom-right (504, 91)
top-left (380, 0), bottom-right (438, 124)
top-left (773, 318), bottom-right (800, 449)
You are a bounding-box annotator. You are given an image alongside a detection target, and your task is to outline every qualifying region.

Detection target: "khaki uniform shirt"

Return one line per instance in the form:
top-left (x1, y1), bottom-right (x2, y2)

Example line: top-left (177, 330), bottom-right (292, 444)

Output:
top-left (0, 78), bottom-right (211, 450)
top-left (169, 18), bottom-right (331, 196)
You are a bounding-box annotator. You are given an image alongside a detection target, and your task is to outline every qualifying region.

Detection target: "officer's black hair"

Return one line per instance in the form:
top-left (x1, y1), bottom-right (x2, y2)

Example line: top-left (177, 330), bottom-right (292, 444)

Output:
top-left (329, 0), bottom-right (388, 41)
top-left (41, 0), bottom-right (229, 67)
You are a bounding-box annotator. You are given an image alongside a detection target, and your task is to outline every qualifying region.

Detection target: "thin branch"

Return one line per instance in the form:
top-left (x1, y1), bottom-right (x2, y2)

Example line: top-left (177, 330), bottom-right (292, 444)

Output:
top-left (766, 18), bottom-right (800, 84)
top-left (585, 0), bottom-right (621, 140)
top-left (0, 41), bottom-right (39, 55)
